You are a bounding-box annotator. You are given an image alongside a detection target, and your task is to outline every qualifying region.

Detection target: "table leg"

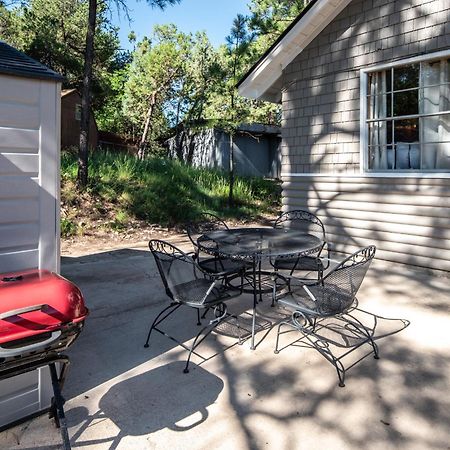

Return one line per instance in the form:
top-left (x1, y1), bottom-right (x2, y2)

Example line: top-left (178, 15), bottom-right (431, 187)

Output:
top-left (258, 260), bottom-right (263, 303)
top-left (251, 257), bottom-right (257, 350)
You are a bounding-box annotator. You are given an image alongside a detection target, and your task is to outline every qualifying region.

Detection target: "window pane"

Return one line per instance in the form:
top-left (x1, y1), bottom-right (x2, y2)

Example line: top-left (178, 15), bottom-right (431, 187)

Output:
top-left (395, 142), bottom-right (413, 169)
top-left (422, 143), bottom-right (450, 170)
top-left (387, 93), bottom-right (392, 117)
top-left (421, 60), bottom-right (441, 87)
top-left (369, 71), bottom-right (388, 95)
top-left (386, 68), bottom-right (392, 93)
top-left (368, 121), bottom-right (388, 147)
top-left (394, 118), bottom-right (419, 143)
top-left (393, 89), bottom-right (418, 116)
top-left (368, 93), bottom-right (388, 119)
top-left (387, 120), bottom-right (393, 144)
top-left (394, 64), bottom-right (419, 90)
top-left (422, 113), bottom-right (450, 143)
top-left (422, 85), bottom-right (441, 114)
top-left (368, 145), bottom-right (394, 170)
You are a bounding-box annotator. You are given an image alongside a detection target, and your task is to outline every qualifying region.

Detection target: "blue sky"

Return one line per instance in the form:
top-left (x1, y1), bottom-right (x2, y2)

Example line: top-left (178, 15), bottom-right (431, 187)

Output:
top-left (113, 0), bottom-right (251, 50)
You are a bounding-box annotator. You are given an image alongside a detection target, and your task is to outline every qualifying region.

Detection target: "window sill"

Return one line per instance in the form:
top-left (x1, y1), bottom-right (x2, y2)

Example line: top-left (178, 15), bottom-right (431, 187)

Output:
top-left (281, 172), bottom-right (450, 179)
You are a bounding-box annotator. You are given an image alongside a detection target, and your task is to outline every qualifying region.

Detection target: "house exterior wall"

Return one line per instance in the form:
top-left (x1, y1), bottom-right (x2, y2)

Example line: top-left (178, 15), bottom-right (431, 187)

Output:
top-left (281, 0), bottom-right (450, 272)
top-left (61, 91), bottom-right (98, 149)
top-left (282, 0), bottom-right (450, 174)
top-left (0, 74), bottom-right (61, 273)
top-left (283, 175), bottom-right (450, 271)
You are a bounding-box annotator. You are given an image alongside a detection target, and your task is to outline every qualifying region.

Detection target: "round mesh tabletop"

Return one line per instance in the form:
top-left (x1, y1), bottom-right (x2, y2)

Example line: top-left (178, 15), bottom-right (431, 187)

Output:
top-left (197, 227), bottom-right (323, 261)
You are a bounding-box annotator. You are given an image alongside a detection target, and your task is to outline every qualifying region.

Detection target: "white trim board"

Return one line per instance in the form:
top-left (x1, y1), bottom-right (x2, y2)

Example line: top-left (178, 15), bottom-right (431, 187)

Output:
top-left (281, 172), bottom-right (450, 179)
top-left (238, 0), bottom-right (353, 102)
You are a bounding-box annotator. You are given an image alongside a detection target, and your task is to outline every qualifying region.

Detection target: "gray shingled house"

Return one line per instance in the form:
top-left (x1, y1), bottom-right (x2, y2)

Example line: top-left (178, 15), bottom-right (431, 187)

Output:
top-left (238, 0), bottom-right (450, 273)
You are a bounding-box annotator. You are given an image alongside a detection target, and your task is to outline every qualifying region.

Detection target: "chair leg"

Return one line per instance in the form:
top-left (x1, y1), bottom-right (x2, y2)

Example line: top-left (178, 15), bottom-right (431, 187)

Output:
top-left (197, 309), bottom-right (201, 326)
top-left (302, 331), bottom-right (347, 387)
top-left (144, 303), bottom-right (180, 348)
top-left (183, 317), bottom-right (224, 374)
top-left (183, 303), bottom-right (228, 373)
top-left (274, 322), bottom-right (285, 354)
top-left (345, 312), bottom-right (380, 360)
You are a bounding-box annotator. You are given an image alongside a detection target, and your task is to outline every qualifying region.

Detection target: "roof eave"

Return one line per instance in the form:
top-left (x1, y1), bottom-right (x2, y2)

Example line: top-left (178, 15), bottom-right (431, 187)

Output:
top-left (238, 0), bottom-right (354, 103)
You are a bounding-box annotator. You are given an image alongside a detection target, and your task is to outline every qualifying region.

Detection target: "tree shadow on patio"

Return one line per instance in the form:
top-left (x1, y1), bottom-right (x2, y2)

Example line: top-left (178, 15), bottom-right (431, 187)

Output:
top-left (67, 361), bottom-right (224, 449)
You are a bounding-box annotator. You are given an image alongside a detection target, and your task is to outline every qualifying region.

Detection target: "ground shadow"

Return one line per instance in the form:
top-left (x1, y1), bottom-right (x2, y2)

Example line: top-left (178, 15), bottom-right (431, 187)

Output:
top-left (65, 361), bottom-right (223, 449)
top-left (60, 247), bottom-right (234, 399)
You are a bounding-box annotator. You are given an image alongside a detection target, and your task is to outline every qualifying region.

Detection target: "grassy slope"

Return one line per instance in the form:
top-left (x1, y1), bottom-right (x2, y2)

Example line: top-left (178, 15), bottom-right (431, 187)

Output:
top-left (61, 150), bottom-right (281, 237)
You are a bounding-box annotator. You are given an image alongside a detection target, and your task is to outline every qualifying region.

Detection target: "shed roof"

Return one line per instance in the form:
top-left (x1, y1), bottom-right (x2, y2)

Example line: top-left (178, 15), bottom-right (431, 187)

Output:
top-left (0, 41), bottom-right (64, 82)
top-left (237, 0), bottom-right (353, 103)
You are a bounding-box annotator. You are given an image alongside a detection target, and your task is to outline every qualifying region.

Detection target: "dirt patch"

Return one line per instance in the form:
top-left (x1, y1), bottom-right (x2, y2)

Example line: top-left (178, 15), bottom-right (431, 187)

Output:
top-left (61, 215), bottom-right (276, 257)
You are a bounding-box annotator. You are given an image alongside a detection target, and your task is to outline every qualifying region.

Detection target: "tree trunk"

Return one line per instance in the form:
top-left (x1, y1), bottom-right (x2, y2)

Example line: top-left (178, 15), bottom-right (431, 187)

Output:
top-left (77, 0), bottom-right (97, 189)
top-left (138, 92), bottom-right (156, 160)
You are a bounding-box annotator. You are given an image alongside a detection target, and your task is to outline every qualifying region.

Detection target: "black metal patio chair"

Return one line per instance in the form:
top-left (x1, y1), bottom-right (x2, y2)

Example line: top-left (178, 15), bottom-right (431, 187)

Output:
top-left (274, 245), bottom-right (378, 387)
top-left (145, 239), bottom-right (243, 373)
top-left (187, 212), bottom-right (247, 280)
top-left (272, 209), bottom-right (329, 282)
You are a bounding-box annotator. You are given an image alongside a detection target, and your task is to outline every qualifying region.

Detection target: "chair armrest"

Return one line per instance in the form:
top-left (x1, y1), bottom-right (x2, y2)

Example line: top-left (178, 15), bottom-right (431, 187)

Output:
top-left (302, 284), bottom-right (317, 302)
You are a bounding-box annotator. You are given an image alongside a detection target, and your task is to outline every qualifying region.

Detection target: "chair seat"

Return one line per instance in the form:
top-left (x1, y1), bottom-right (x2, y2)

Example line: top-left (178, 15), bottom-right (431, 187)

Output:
top-left (273, 255), bottom-right (322, 272)
top-left (277, 284), bottom-right (355, 317)
top-left (198, 256), bottom-right (246, 275)
top-left (172, 278), bottom-right (236, 307)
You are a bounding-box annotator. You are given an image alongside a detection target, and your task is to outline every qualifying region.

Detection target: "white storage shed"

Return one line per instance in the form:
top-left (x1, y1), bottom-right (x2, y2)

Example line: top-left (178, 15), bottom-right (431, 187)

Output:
top-left (0, 41), bottom-right (63, 274)
top-left (0, 42), bottom-right (65, 432)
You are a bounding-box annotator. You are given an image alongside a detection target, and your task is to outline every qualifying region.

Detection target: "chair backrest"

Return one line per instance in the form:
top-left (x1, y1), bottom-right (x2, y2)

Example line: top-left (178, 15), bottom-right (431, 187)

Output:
top-left (318, 245), bottom-right (376, 313)
top-left (149, 239), bottom-right (197, 301)
top-left (274, 210), bottom-right (325, 240)
top-left (186, 213), bottom-right (229, 248)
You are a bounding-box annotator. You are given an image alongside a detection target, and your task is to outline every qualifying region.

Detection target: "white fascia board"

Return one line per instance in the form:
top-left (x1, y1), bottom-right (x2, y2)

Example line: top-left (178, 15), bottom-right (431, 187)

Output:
top-left (238, 0), bottom-right (353, 102)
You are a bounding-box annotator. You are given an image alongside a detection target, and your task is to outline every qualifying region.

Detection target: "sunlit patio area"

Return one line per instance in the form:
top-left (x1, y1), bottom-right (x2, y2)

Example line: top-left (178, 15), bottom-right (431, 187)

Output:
top-left (2, 234), bottom-right (449, 450)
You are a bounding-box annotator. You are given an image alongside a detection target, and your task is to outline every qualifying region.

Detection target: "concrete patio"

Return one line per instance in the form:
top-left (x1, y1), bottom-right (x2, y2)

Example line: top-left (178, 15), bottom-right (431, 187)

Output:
top-left (1, 236), bottom-right (449, 450)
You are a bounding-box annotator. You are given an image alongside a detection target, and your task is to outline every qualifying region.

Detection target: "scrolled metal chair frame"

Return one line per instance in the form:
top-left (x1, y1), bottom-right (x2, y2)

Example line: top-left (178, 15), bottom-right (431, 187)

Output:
top-left (274, 245), bottom-right (378, 387)
top-left (272, 209), bottom-right (329, 284)
top-left (145, 239), bottom-right (242, 373)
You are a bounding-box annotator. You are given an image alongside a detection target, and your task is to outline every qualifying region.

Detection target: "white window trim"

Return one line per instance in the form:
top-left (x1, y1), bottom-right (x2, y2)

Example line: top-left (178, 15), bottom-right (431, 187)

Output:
top-left (359, 49), bottom-right (450, 178)
top-left (281, 172), bottom-right (450, 179)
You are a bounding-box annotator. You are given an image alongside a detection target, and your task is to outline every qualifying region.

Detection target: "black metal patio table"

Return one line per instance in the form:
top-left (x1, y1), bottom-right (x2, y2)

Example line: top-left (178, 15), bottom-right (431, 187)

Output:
top-left (197, 227), bottom-right (323, 349)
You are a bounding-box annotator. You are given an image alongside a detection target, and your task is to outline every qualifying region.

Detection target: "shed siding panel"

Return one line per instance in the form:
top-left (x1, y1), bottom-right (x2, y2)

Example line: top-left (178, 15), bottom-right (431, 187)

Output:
top-left (0, 154), bottom-right (39, 175)
top-left (0, 128), bottom-right (39, 152)
top-left (0, 74), bottom-right (39, 105)
top-left (39, 81), bottom-right (60, 272)
top-left (0, 176), bottom-right (39, 199)
top-left (0, 199), bottom-right (40, 224)
top-left (0, 223), bottom-right (39, 250)
top-left (282, 176), bottom-right (450, 272)
top-left (0, 250), bottom-right (39, 274)
top-left (0, 103), bottom-right (40, 130)
top-left (0, 75), bottom-right (60, 273)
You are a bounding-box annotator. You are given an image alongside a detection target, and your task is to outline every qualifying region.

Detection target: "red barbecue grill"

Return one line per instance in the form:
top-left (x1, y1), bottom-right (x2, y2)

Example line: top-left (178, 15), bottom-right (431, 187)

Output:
top-left (0, 269), bottom-right (88, 450)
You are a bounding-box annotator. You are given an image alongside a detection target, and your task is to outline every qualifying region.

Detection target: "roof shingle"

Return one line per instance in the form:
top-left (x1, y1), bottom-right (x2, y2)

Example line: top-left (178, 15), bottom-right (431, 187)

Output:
top-left (0, 41), bottom-right (64, 82)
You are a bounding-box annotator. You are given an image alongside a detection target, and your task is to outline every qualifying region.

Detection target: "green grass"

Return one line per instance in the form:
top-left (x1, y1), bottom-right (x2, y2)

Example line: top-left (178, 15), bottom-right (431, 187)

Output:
top-left (61, 150), bottom-right (281, 233)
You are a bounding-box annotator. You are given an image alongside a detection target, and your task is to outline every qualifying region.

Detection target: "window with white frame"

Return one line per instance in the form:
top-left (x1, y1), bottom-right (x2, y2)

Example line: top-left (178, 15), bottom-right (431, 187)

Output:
top-left (365, 54), bottom-right (450, 172)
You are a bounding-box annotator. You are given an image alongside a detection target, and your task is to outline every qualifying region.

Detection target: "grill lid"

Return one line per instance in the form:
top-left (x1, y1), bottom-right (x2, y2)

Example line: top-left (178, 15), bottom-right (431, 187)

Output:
top-left (0, 270), bottom-right (87, 345)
